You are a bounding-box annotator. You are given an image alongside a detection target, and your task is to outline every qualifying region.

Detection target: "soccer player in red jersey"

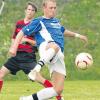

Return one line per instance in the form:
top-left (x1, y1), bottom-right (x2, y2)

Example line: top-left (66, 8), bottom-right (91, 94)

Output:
top-left (0, 2), bottom-right (62, 100)
top-left (0, 2), bottom-right (37, 91)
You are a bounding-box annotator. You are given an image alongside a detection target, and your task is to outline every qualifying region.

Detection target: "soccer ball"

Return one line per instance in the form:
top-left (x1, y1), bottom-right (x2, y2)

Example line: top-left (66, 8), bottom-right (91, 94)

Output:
top-left (75, 52), bottom-right (93, 70)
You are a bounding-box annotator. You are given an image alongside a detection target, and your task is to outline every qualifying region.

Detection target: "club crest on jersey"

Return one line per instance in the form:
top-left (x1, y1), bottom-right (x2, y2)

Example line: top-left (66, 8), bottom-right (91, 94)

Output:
top-left (26, 29), bottom-right (30, 31)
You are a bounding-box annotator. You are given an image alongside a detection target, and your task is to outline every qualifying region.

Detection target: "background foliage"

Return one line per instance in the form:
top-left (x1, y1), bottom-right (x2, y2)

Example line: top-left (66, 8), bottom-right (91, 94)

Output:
top-left (0, 0), bottom-right (100, 80)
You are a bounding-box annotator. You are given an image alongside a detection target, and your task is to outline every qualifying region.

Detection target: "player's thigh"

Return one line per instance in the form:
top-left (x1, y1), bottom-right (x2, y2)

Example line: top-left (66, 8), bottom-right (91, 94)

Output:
top-left (48, 55), bottom-right (66, 93)
top-left (0, 66), bottom-right (10, 78)
top-left (4, 57), bottom-right (20, 75)
top-left (39, 41), bottom-right (59, 58)
top-left (48, 56), bottom-right (66, 76)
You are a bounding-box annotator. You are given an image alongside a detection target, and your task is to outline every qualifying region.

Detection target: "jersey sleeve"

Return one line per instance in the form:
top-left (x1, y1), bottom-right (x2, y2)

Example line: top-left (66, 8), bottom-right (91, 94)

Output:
top-left (22, 19), bottom-right (42, 36)
top-left (12, 22), bottom-right (18, 39)
top-left (61, 26), bottom-right (65, 33)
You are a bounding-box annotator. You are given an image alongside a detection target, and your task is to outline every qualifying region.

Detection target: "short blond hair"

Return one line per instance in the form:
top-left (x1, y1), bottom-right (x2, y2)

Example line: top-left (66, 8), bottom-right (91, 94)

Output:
top-left (42, 0), bottom-right (56, 6)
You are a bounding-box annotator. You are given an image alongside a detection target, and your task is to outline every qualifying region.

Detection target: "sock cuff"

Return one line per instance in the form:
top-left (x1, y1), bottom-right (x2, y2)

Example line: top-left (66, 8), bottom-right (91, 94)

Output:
top-left (43, 80), bottom-right (53, 88)
top-left (0, 80), bottom-right (3, 91)
top-left (51, 87), bottom-right (58, 96)
top-left (0, 80), bottom-right (3, 84)
top-left (32, 93), bottom-right (38, 100)
top-left (38, 60), bottom-right (45, 67)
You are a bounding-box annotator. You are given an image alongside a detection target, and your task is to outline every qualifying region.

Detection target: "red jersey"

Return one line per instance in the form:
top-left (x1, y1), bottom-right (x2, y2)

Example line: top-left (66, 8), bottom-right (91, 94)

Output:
top-left (12, 20), bottom-right (35, 53)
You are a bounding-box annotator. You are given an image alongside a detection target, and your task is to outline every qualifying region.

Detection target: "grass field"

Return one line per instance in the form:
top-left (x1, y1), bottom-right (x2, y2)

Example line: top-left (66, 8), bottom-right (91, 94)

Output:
top-left (0, 80), bottom-right (100, 100)
top-left (0, 0), bottom-right (100, 81)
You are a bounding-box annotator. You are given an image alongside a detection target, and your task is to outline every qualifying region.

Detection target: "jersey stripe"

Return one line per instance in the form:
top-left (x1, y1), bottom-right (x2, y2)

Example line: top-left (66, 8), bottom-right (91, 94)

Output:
top-left (39, 21), bottom-right (53, 42)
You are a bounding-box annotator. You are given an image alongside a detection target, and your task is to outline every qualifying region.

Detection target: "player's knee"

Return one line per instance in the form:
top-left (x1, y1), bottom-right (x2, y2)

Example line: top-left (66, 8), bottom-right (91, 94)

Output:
top-left (53, 44), bottom-right (59, 52)
top-left (0, 70), bottom-right (5, 79)
top-left (54, 86), bottom-right (64, 95)
top-left (49, 43), bottom-right (59, 52)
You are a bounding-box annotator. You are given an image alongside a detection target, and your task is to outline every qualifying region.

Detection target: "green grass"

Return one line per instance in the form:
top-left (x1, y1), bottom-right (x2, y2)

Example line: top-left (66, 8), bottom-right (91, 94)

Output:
top-left (0, 81), bottom-right (100, 100)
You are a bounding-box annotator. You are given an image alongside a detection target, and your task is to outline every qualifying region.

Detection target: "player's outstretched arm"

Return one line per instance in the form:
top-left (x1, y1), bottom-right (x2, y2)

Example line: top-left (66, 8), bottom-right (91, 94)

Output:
top-left (64, 29), bottom-right (88, 43)
top-left (9, 30), bottom-right (24, 56)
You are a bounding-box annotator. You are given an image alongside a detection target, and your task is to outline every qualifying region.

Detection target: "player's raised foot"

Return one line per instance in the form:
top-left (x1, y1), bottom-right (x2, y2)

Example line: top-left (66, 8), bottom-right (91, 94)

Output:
top-left (28, 64), bottom-right (41, 81)
top-left (19, 96), bottom-right (33, 100)
top-left (28, 70), bottom-right (37, 81)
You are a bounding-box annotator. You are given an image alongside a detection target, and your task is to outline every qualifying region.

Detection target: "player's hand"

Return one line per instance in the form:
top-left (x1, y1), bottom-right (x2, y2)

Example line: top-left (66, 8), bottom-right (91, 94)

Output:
top-left (9, 46), bottom-right (17, 57)
top-left (79, 35), bottom-right (88, 42)
top-left (79, 35), bottom-right (88, 46)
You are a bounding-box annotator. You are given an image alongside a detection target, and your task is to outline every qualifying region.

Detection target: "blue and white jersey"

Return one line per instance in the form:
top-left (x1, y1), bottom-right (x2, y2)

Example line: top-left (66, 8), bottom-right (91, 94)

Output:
top-left (22, 17), bottom-right (65, 52)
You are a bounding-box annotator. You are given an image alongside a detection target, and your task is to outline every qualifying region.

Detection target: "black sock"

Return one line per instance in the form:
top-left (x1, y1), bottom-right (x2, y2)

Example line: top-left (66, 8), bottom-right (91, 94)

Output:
top-left (32, 93), bottom-right (38, 100)
top-left (37, 60), bottom-right (45, 67)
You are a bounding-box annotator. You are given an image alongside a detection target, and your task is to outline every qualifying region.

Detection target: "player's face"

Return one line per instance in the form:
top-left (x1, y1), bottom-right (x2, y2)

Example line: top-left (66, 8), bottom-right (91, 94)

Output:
top-left (25, 5), bottom-right (35, 19)
top-left (43, 1), bottom-right (57, 18)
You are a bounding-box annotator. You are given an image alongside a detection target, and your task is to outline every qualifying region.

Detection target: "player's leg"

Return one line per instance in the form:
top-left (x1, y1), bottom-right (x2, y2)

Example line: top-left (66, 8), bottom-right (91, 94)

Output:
top-left (0, 57), bottom-right (20, 92)
top-left (20, 87), bottom-right (58, 100)
top-left (27, 71), bottom-right (63, 100)
top-left (48, 49), bottom-right (66, 100)
top-left (21, 60), bottom-right (53, 88)
top-left (20, 76), bottom-right (57, 100)
top-left (31, 72), bottom-right (65, 100)
top-left (27, 43), bottom-right (63, 100)
top-left (19, 73), bottom-right (64, 100)
top-left (51, 71), bottom-right (65, 100)
top-left (29, 41), bottom-right (60, 73)
top-left (20, 50), bottom-right (66, 100)
top-left (22, 59), bottom-right (62, 100)
top-left (39, 41), bottom-right (59, 63)
top-left (33, 72), bottom-right (53, 87)
top-left (0, 66), bottom-right (10, 92)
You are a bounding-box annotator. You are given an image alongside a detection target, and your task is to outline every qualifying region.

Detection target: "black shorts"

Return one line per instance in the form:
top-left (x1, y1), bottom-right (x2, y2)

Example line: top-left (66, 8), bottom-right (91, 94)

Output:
top-left (4, 52), bottom-right (37, 75)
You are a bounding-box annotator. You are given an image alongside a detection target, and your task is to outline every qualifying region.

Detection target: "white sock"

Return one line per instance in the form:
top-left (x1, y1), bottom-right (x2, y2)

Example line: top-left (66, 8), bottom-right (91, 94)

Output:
top-left (37, 87), bottom-right (58, 100)
top-left (34, 48), bottom-right (56, 72)
top-left (22, 95), bottom-right (33, 100)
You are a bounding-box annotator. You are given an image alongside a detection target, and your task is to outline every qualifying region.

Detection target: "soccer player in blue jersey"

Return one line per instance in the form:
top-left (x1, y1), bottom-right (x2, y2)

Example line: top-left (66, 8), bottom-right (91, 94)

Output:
top-left (9, 0), bottom-right (88, 100)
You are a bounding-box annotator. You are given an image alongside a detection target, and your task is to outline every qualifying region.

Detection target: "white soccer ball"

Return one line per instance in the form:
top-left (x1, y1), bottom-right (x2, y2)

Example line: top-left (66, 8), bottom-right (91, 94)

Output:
top-left (75, 52), bottom-right (93, 70)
